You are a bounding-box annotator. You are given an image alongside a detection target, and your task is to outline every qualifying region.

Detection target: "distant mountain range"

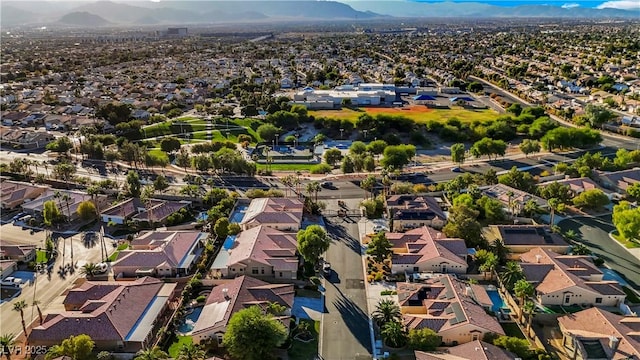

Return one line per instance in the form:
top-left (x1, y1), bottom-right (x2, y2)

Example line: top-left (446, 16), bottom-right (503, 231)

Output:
top-left (1, 0), bottom-right (638, 27)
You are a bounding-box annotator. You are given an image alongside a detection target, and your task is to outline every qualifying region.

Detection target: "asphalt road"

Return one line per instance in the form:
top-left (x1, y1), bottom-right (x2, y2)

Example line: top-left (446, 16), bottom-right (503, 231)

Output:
top-left (558, 216), bottom-right (640, 289)
top-left (321, 199), bottom-right (372, 360)
top-left (0, 224), bottom-right (106, 339)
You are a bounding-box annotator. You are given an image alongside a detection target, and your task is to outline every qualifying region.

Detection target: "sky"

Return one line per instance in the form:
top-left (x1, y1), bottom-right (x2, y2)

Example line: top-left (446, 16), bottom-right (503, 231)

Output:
top-left (411, 0), bottom-right (640, 9)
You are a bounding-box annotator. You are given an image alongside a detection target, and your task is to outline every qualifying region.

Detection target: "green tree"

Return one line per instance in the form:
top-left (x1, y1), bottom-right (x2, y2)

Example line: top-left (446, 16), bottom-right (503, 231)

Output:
top-left (257, 123), bottom-right (281, 142)
top-left (126, 171), bottom-right (141, 197)
top-left (612, 201), bottom-right (640, 241)
top-left (341, 155), bottom-right (355, 173)
top-left (80, 263), bottom-right (97, 279)
top-left (296, 225), bottom-right (330, 266)
top-left (366, 140), bottom-right (388, 155)
top-left (500, 261), bottom-right (524, 291)
top-left (176, 343), bottom-right (205, 360)
top-left (366, 232), bottom-right (392, 263)
top-left (407, 328), bottom-right (441, 351)
top-left (361, 174), bottom-right (377, 199)
top-left (222, 306), bottom-right (288, 360)
top-left (43, 200), bottom-right (62, 226)
top-left (443, 204), bottom-right (483, 247)
top-left (380, 144), bottom-right (415, 170)
top-left (626, 183), bottom-right (640, 199)
top-left (506, 103), bottom-right (523, 116)
top-left (76, 201), bottom-right (97, 221)
top-left (160, 137), bottom-right (181, 153)
top-left (498, 166), bottom-right (536, 193)
top-left (133, 347), bottom-right (168, 360)
top-left (46, 137), bottom-right (74, 156)
top-left (493, 336), bottom-right (530, 359)
top-left (350, 141), bottom-right (367, 155)
top-left (324, 148), bottom-right (343, 167)
top-left (519, 139), bottom-right (540, 158)
top-left (0, 333), bottom-right (17, 360)
top-left (381, 321), bottom-right (408, 348)
top-left (363, 156), bottom-right (376, 172)
top-left (372, 299), bottom-right (402, 327)
top-left (153, 175), bottom-right (170, 193)
top-left (12, 300), bottom-right (27, 336)
top-left (584, 104), bottom-right (614, 128)
top-left (538, 182), bottom-right (572, 203)
top-left (45, 334), bottom-right (95, 360)
top-left (214, 217), bottom-right (230, 240)
top-left (305, 181), bottom-right (322, 203)
top-left (514, 279), bottom-right (534, 322)
top-left (572, 189), bottom-right (609, 210)
top-left (176, 148), bottom-right (191, 172)
top-left (450, 143), bottom-right (465, 166)
top-left (53, 162), bottom-right (76, 184)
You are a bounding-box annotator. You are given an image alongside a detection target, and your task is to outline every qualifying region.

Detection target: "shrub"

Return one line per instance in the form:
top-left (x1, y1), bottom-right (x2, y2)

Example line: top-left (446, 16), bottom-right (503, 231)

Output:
top-left (195, 295), bottom-right (206, 303)
top-left (374, 272), bottom-right (384, 282)
top-left (310, 163), bottom-right (332, 174)
top-left (381, 290), bottom-right (394, 296)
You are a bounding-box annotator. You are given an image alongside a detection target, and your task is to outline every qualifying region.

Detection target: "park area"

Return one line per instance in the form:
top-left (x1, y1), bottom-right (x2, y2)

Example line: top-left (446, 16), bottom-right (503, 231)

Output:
top-left (309, 105), bottom-right (499, 124)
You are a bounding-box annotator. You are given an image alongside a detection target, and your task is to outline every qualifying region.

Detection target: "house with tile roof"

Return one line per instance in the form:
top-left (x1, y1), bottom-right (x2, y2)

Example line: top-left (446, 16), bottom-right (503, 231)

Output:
top-left (482, 183), bottom-right (547, 215)
top-left (0, 244), bottom-right (36, 263)
top-left (594, 168), bottom-right (640, 196)
top-left (111, 231), bottom-right (206, 278)
top-left (0, 260), bottom-right (17, 281)
top-left (386, 195), bottom-right (446, 231)
top-left (21, 189), bottom-right (108, 222)
top-left (519, 248), bottom-right (625, 307)
top-left (191, 275), bottom-right (294, 345)
top-left (29, 277), bottom-right (176, 352)
top-left (558, 307), bottom-right (640, 360)
top-left (240, 198), bottom-right (304, 231)
top-left (0, 180), bottom-right (47, 210)
top-left (100, 198), bottom-right (190, 225)
top-left (388, 227), bottom-right (468, 275)
top-left (210, 225), bottom-right (298, 280)
top-left (414, 340), bottom-right (516, 360)
top-left (398, 274), bottom-right (504, 346)
top-left (538, 177), bottom-right (614, 200)
top-left (482, 225), bottom-right (570, 258)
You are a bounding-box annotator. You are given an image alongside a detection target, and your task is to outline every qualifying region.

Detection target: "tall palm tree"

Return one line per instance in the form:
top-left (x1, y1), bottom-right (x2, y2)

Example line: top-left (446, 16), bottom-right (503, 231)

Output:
top-left (42, 161), bottom-right (50, 179)
top-left (176, 343), bottom-right (205, 360)
top-left (0, 333), bottom-right (17, 360)
top-left (32, 300), bottom-right (43, 325)
top-left (500, 261), bottom-right (524, 291)
top-left (548, 198), bottom-right (559, 225)
top-left (372, 299), bottom-right (401, 327)
top-left (12, 300), bottom-right (28, 336)
top-left (514, 279), bottom-right (535, 323)
top-left (306, 181), bottom-right (321, 203)
top-left (479, 256), bottom-right (498, 280)
top-left (381, 321), bottom-right (408, 348)
top-left (361, 175), bottom-right (377, 199)
top-left (134, 347), bottom-right (169, 360)
top-left (523, 300), bottom-right (536, 337)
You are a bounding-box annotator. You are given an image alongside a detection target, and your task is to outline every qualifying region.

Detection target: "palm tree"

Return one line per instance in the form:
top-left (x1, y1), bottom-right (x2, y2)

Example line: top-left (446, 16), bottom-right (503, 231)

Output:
top-left (548, 198), bottom-right (559, 225)
top-left (506, 190), bottom-right (515, 215)
top-left (32, 300), bottom-right (43, 325)
top-left (0, 333), bottom-right (17, 360)
top-left (381, 321), bottom-right (408, 348)
top-left (134, 347), bottom-right (169, 360)
top-left (12, 300), bottom-right (28, 336)
top-left (372, 299), bottom-right (401, 327)
top-left (491, 239), bottom-right (509, 265)
top-left (514, 279), bottom-right (535, 323)
top-left (479, 255), bottom-right (498, 280)
top-left (42, 161), bottom-right (49, 179)
top-left (306, 181), bottom-right (321, 203)
top-left (361, 175), bottom-right (377, 199)
top-left (523, 199), bottom-right (541, 217)
top-left (571, 243), bottom-right (591, 256)
top-left (176, 343), bottom-right (205, 360)
top-left (500, 261), bottom-right (524, 291)
top-left (523, 300), bottom-right (536, 337)
top-left (80, 263), bottom-right (97, 279)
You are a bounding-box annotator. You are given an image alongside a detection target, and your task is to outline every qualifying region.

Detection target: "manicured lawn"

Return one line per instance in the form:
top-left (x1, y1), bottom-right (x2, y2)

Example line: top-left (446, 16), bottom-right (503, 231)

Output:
top-left (288, 320), bottom-right (320, 360)
top-left (257, 163), bottom-right (316, 172)
top-left (623, 286), bottom-right (640, 304)
top-left (107, 243), bottom-right (129, 262)
top-left (611, 231), bottom-right (640, 248)
top-left (309, 105), bottom-right (499, 124)
top-left (167, 335), bottom-right (193, 358)
top-left (501, 322), bottom-right (526, 339)
top-left (148, 149), bottom-right (170, 163)
top-left (107, 251), bottom-right (120, 262)
top-left (36, 250), bottom-right (48, 263)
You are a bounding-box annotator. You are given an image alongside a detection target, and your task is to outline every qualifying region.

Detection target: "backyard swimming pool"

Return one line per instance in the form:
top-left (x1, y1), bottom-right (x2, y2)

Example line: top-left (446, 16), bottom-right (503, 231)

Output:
top-left (223, 235), bottom-right (236, 250)
top-left (176, 306), bottom-right (203, 335)
top-left (229, 205), bottom-right (248, 223)
top-left (487, 289), bottom-right (507, 313)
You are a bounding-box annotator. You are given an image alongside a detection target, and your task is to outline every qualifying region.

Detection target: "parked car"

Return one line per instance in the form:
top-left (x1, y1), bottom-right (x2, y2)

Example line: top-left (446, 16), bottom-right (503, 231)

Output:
top-left (321, 181), bottom-right (334, 189)
top-left (322, 262), bottom-right (332, 276)
top-left (451, 167), bottom-right (462, 173)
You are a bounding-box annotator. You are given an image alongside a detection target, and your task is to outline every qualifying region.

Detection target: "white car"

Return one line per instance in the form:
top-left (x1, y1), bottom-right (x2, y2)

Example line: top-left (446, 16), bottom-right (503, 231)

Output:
top-left (372, 225), bottom-right (387, 233)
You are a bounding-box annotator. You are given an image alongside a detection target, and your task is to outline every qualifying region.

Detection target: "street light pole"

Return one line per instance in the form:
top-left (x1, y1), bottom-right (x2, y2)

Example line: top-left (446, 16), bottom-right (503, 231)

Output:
top-left (340, 128), bottom-right (344, 140)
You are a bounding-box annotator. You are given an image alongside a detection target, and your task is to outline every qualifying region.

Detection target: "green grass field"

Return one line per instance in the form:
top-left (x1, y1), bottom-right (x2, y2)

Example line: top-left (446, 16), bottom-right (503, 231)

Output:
top-left (257, 163), bottom-right (316, 171)
top-left (143, 117), bottom-right (259, 142)
top-left (36, 250), bottom-right (48, 263)
top-left (611, 231), bottom-right (640, 248)
top-left (288, 320), bottom-right (320, 360)
top-left (167, 335), bottom-right (193, 358)
top-left (310, 105), bottom-right (499, 124)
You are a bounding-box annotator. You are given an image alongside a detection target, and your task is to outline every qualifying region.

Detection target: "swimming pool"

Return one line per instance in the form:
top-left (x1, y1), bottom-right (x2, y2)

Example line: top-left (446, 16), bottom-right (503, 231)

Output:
top-left (223, 235), bottom-right (236, 250)
top-left (487, 289), bottom-right (506, 313)
top-left (229, 205), bottom-right (248, 223)
top-left (196, 212), bottom-right (208, 222)
top-left (176, 306), bottom-right (203, 335)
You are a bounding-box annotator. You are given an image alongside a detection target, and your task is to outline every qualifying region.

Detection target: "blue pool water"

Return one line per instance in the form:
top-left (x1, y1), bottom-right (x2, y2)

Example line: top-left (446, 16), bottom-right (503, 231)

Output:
top-left (230, 205), bottom-right (248, 223)
top-left (487, 290), bottom-right (506, 313)
top-left (177, 306), bottom-right (203, 334)
top-left (196, 212), bottom-right (208, 222)
top-left (223, 235), bottom-right (237, 250)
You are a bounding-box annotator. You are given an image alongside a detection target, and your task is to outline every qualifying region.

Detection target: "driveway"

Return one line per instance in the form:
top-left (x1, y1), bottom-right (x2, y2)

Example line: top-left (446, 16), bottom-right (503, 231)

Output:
top-left (558, 216), bottom-right (640, 289)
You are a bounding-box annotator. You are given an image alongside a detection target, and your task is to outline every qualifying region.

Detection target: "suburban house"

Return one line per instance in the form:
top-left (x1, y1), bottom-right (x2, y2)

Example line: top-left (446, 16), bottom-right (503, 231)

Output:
top-left (519, 247), bottom-right (626, 307)
top-left (386, 195), bottom-right (446, 231)
top-left (388, 227), bottom-right (468, 275)
top-left (399, 274), bottom-right (504, 345)
top-left (111, 231), bottom-right (206, 278)
top-left (191, 275), bottom-right (294, 345)
top-left (482, 225), bottom-right (570, 257)
top-left (210, 225), bottom-right (298, 280)
top-left (240, 198), bottom-right (303, 231)
top-left (482, 184), bottom-right (547, 215)
top-left (557, 307), bottom-right (640, 360)
top-left (538, 177), bottom-right (614, 199)
top-left (29, 277), bottom-right (177, 352)
top-left (0, 244), bottom-right (36, 263)
top-left (0, 181), bottom-right (47, 210)
top-left (100, 198), bottom-right (190, 225)
top-left (0, 260), bottom-right (17, 281)
top-left (22, 190), bottom-right (108, 222)
top-left (414, 340), bottom-right (516, 360)
top-left (595, 168), bottom-right (640, 195)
